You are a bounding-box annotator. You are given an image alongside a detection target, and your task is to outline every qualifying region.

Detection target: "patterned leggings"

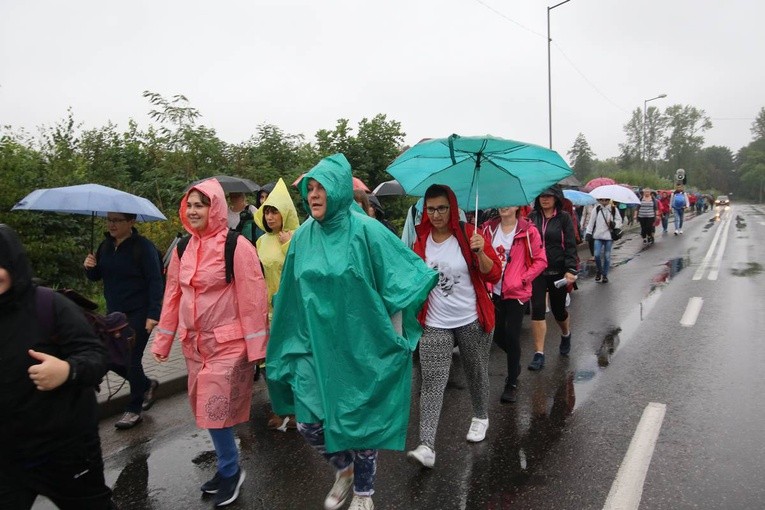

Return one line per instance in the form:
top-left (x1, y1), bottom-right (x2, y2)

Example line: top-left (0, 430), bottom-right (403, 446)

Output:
top-left (297, 422), bottom-right (377, 496)
top-left (418, 320), bottom-right (492, 450)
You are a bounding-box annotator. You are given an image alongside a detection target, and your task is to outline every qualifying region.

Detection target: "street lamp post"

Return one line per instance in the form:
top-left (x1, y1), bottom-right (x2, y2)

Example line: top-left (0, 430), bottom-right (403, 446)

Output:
top-left (643, 93), bottom-right (667, 164)
top-left (547, 0), bottom-right (571, 149)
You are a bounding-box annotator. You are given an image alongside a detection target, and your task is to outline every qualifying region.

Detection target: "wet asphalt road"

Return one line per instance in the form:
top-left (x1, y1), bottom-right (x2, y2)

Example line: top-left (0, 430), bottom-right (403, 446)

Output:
top-left (34, 204), bottom-right (765, 509)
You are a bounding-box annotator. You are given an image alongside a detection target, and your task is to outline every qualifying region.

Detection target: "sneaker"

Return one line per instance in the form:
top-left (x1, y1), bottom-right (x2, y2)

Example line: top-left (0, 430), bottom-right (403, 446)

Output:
top-left (648, 235), bottom-right (654, 244)
top-left (201, 471), bottom-right (223, 494)
top-left (643, 238), bottom-right (648, 244)
top-left (267, 413), bottom-right (290, 431)
top-left (601, 276), bottom-right (609, 284)
top-left (213, 468), bottom-right (245, 507)
top-left (348, 495), bottom-right (375, 510)
top-left (407, 444), bottom-right (435, 468)
top-left (595, 273), bottom-right (602, 282)
top-left (678, 229), bottom-right (683, 234)
top-left (500, 379), bottom-right (518, 403)
top-left (466, 417), bottom-right (489, 442)
top-left (115, 412), bottom-right (142, 430)
top-left (674, 231), bottom-right (678, 236)
top-left (142, 379), bottom-right (160, 411)
top-left (527, 352), bottom-right (545, 371)
top-left (324, 468), bottom-right (354, 510)
top-left (559, 333), bottom-right (572, 356)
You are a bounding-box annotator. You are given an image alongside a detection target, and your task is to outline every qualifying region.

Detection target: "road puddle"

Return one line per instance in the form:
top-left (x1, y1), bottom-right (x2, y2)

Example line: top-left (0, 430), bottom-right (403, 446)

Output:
top-left (731, 262), bottom-right (763, 277)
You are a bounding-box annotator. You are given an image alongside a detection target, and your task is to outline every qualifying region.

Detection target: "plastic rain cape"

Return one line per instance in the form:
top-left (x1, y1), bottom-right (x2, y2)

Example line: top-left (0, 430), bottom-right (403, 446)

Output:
top-left (266, 154), bottom-right (437, 452)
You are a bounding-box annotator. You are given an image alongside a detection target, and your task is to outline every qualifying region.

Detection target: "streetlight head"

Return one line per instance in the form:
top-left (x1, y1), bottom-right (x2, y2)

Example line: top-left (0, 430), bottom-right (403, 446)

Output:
top-left (658, 94), bottom-right (667, 98)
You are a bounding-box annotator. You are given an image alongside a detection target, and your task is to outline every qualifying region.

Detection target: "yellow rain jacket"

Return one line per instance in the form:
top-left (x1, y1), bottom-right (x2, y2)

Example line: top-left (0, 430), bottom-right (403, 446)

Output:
top-left (254, 178), bottom-right (300, 316)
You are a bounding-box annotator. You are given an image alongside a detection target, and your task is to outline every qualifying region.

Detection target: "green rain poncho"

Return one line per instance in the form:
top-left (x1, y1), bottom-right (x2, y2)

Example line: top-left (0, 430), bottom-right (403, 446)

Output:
top-left (266, 154), bottom-right (437, 453)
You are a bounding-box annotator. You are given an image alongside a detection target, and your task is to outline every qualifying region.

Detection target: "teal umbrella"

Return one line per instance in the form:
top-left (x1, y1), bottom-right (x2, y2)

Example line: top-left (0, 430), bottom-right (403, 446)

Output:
top-left (386, 134), bottom-right (573, 223)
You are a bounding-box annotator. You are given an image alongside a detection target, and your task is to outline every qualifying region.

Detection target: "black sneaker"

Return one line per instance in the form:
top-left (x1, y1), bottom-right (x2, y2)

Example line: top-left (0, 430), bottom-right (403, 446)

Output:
top-left (601, 276), bottom-right (609, 283)
top-left (559, 333), bottom-right (572, 355)
top-left (214, 468), bottom-right (245, 507)
top-left (142, 379), bottom-right (160, 411)
top-left (595, 273), bottom-right (602, 282)
top-left (500, 379), bottom-right (518, 403)
top-left (527, 353), bottom-right (545, 371)
top-left (201, 472), bottom-right (223, 494)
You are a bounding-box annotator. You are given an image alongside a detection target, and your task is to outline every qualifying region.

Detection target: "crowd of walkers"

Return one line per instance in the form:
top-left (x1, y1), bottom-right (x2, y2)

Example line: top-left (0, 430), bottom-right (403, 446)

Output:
top-left (1, 154), bottom-right (705, 509)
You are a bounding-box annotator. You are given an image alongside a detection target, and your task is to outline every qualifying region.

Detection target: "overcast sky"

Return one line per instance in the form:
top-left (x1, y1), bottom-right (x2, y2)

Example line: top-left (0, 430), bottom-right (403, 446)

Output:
top-left (1, 0), bottom-right (763, 162)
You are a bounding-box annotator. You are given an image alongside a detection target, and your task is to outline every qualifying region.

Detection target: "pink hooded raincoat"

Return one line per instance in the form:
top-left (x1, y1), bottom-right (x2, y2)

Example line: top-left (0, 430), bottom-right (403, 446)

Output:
top-left (151, 178), bottom-right (269, 429)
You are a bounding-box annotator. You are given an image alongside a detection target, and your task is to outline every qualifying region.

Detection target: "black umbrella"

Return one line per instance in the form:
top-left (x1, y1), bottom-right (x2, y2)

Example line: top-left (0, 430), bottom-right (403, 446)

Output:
top-left (186, 175), bottom-right (260, 194)
top-left (372, 179), bottom-right (405, 197)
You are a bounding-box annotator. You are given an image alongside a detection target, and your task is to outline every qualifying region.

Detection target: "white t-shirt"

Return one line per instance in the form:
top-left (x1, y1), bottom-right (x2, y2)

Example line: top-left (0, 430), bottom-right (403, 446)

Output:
top-left (491, 224), bottom-right (516, 296)
top-left (425, 233), bottom-right (478, 329)
top-left (227, 205), bottom-right (256, 230)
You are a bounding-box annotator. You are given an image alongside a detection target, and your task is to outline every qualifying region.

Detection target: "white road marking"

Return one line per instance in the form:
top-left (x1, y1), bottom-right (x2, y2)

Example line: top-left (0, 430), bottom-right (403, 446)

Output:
top-left (680, 297), bottom-right (704, 327)
top-left (693, 214), bottom-right (729, 280)
top-left (707, 212), bottom-right (733, 280)
top-left (603, 402), bottom-right (667, 510)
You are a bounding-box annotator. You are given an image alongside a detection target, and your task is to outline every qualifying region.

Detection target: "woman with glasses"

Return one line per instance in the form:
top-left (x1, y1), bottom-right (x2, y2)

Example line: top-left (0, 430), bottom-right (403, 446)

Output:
top-left (407, 184), bottom-right (501, 468)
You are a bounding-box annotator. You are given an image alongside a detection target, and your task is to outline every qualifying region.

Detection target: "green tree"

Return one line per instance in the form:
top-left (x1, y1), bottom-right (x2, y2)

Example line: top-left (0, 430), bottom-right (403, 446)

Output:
top-left (751, 107), bottom-right (765, 140)
top-left (618, 108), bottom-right (643, 168)
top-left (643, 106), bottom-right (667, 168)
top-left (567, 132), bottom-right (595, 182)
top-left (663, 104), bottom-right (712, 171)
top-left (696, 146), bottom-right (735, 192)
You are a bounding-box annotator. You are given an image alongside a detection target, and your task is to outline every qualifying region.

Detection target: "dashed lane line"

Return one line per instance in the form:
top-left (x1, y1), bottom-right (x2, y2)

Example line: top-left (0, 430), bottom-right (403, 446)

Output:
top-left (693, 214), bottom-right (729, 280)
top-left (680, 297), bottom-right (704, 327)
top-left (603, 402), bottom-right (667, 510)
top-left (707, 211), bottom-right (733, 281)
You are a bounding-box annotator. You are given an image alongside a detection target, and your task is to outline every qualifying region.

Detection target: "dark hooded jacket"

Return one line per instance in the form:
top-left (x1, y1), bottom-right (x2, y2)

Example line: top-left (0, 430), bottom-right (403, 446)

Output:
top-left (527, 187), bottom-right (579, 276)
top-left (0, 225), bottom-right (108, 463)
top-left (413, 186), bottom-right (502, 332)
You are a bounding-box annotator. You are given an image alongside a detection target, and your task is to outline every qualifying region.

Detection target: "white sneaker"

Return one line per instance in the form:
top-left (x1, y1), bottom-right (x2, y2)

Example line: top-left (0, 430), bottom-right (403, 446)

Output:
top-left (324, 468), bottom-right (353, 510)
top-left (406, 444), bottom-right (435, 468)
top-left (466, 417), bottom-right (489, 442)
top-left (678, 229), bottom-right (683, 234)
top-left (348, 495), bottom-right (374, 510)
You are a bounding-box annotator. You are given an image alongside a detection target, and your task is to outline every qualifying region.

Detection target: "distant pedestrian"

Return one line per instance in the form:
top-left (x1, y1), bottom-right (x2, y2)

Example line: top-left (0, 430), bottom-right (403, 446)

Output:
top-left (658, 192), bottom-right (671, 233)
top-left (83, 211), bottom-right (164, 430)
top-left (152, 178), bottom-right (269, 507)
top-left (585, 198), bottom-right (622, 283)
top-left (481, 206), bottom-right (547, 403)
top-left (1, 224), bottom-right (114, 510)
top-left (670, 185), bottom-right (690, 234)
top-left (635, 188), bottom-right (659, 244)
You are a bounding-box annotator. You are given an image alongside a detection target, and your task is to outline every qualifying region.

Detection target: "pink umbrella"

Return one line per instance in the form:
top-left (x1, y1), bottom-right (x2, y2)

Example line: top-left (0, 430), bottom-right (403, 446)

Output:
top-left (292, 173), bottom-right (370, 192)
top-left (583, 177), bottom-right (616, 192)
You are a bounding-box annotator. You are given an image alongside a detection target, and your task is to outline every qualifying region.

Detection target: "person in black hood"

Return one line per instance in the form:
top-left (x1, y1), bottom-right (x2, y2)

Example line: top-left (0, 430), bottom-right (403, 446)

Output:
top-left (0, 224), bottom-right (113, 509)
top-left (526, 186), bottom-right (578, 371)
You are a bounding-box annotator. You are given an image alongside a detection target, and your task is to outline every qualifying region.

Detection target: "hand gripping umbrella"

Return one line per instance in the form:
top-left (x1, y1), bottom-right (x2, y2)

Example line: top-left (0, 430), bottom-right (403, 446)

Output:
top-left (386, 134), bottom-right (573, 228)
top-left (12, 183), bottom-right (167, 250)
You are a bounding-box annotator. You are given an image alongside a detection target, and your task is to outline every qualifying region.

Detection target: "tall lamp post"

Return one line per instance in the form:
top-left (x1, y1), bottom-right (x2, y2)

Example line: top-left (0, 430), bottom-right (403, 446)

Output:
top-left (643, 93), bottom-right (667, 163)
top-left (547, 0), bottom-right (572, 149)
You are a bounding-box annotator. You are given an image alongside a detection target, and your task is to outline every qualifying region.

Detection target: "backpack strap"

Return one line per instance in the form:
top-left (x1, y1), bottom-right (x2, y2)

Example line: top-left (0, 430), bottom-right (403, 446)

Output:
top-left (175, 231), bottom-right (238, 283)
top-left (176, 235), bottom-right (191, 259)
top-left (35, 286), bottom-right (57, 343)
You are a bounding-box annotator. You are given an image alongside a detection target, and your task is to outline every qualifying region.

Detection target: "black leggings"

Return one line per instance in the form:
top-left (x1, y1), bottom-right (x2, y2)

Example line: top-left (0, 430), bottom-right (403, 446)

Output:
top-left (530, 273), bottom-right (569, 322)
top-left (638, 217), bottom-right (655, 238)
top-left (493, 297), bottom-right (526, 386)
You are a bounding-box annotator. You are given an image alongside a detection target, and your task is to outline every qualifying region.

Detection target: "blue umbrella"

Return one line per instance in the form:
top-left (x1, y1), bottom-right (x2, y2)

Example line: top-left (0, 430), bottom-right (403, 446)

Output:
top-left (12, 183), bottom-right (166, 249)
top-left (563, 189), bottom-right (597, 206)
top-left (386, 134), bottom-right (573, 224)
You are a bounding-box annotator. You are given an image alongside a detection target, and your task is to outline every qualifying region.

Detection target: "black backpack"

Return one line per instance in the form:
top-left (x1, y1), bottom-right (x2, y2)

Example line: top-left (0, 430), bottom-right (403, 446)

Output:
top-left (175, 230), bottom-right (240, 283)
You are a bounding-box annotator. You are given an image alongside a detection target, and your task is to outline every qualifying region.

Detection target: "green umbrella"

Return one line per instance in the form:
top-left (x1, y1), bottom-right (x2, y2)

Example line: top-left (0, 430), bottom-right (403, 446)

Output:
top-left (386, 134), bottom-right (573, 225)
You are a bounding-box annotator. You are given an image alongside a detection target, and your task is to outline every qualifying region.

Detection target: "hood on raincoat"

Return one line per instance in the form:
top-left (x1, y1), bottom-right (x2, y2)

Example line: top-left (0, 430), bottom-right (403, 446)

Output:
top-left (180, 178), bottom-right (229, 239)
top-left (0, 224), bottom-right (34, 307)
top-left (533, 185), bottom-right (564, 212)
top-left (416, 184), bottom-right (466, 241)
top-left (299, 154), bottom-right (355, 230)
top-left (254, 178), bottom-right (300, 233)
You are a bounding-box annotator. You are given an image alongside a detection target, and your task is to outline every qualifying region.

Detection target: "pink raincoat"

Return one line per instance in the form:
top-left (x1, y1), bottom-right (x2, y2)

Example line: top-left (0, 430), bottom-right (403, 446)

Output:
top-left (152, 178), bottom-right (269, 429)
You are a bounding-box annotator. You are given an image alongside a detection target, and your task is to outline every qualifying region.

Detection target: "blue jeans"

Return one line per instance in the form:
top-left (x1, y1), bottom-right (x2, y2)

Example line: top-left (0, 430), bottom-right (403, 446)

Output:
top-left (593, 239), bottom-right (613, 277)
top-left (208, 427), bottom-right (239, 478)
top-left (661, 213), bottom-right (669, 232)
top-left (673, 207), bottom-right (684, 230)
top-left (297, 423), bottom-right (377, 496)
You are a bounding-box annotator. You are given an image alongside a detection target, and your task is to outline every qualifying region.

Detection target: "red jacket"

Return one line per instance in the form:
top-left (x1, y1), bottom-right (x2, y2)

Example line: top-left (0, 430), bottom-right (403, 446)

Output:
top-left (413, 188), bottom-right (501, 333)
top-left (481, 216), bottom-right (547, 302)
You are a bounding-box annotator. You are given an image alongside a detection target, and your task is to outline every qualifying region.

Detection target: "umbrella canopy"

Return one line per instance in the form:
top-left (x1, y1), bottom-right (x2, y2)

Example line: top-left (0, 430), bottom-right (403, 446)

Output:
top-left (12, 183), bottom-right (167, 250)
top-left (558, 175), bottom-right (582, 188)
top-left (292, 173), bottom-right (370, 192)
top-left (187, 175), bottom-right (259, 193)
top-left (583, 177), bottom-right (616, 192)
top-left (563, 189), bottom-right (597, 206)
top-left (372, 179), bottom-right (405, 197)
top-left (386, 134), bottom-right (573, 212)
top-left (589, 184), bottom-right (641, 205)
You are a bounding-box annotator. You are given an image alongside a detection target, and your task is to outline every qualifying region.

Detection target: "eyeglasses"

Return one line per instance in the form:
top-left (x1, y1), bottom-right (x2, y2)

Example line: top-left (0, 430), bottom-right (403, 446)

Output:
top-left (425, 205), bottom-right (450, 216)
top-left (106, 218), bottom-right (129, 224)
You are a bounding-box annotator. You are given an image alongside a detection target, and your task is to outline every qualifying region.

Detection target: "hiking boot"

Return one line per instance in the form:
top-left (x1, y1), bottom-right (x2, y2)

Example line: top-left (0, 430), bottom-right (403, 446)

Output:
top-left (142, 379), bottom-right (159, 411)
top-left (348, 495), bottom-right (374, 510)
top-left (213, 468), bottom-right (245, 507)
top-left (324, 467), bottom-right (353, 510)
top-left (527, 352), bottom-right (545, 371)
top-left (286, 415), bottom-right (297, 429)
top-left (595, 273), bottom-right (602, 282)
top-left (559, 333), bottom-right (572, 355)
top-left (115, 412), bottom-right (142, 430)
top-left (601, 276), bottom-right (609, 283)
top-left (201, 472), bottom-right (223, 494)
top-left (466, 417), bottom-right (489, 442)
top-left (267, 413), bottom-right (290, 431)
top-left (407, 444), bottom-right (435, 468)
top-left (500, 379), bottom-right (518, 403)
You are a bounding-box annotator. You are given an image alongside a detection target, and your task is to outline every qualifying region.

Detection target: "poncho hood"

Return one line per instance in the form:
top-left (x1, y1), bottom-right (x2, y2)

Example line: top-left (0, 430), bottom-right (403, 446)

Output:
top-left (254, 178), bottom-right (300, 233)
top-left (180, 178), bottom-right (228, 239)
top-left (299, 153), bottom-right (354, 231)
top-left (0, 224), bottom-right (34, 308)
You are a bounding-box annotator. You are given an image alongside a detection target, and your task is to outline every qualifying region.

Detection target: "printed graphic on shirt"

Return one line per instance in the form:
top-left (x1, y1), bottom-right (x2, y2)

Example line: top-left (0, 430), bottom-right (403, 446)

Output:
top-left (429, 261), bottom-right (461, 297)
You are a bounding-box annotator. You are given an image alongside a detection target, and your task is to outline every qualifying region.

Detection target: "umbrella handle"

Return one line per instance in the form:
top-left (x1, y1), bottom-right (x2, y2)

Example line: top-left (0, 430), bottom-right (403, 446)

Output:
top-left (90, 212), bottom-right (95, 253)
top-left (472, 155), bottom-right (481, 252)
